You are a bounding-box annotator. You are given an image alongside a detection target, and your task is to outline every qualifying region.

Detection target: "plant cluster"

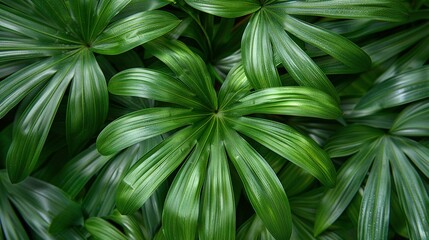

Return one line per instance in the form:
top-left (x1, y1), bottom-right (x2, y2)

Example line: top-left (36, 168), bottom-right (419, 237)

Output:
top-left (0, 0), bottom-right (428, 239)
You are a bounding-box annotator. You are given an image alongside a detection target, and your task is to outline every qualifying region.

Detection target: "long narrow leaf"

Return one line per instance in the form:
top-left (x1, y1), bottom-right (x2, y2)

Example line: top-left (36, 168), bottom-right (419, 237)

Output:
top-left (90, 0), bottom-right (132, 40)
top-left (6, 59), bottom-right (75, 183)
top-left (223, 127), bottom-right (292, 239)
top-left (109, 68), bottom-right (206, 110)
top-left (231, 117), bottom-right (336, 187)
top-left (358, 138), bottom-right (391, 240)
top-left (116, 120), bottom-right (209, 214)
top-left (390, 100), bottom-right (429, 136)
top-left (67, 49), bottom-right (108, 153)
top-left (228, 87), bottom-right (341, 119)
top-left (163, 120), bottom-right (213, 239)
top-left (92, 11), bottom-right (180, 55)
top-left (315, 142), bottom-right (378, 235)
top-left (242, 11), bottom-right (281, 89)
top-left (97, 108), bottom-right (203, 155)
top-left (184, 0), bottom-right (260, 18)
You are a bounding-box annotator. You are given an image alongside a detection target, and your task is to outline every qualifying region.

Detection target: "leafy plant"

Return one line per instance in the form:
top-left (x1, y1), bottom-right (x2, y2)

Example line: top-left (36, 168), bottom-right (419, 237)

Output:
top-left (1, 0), bottom-right (429, 239)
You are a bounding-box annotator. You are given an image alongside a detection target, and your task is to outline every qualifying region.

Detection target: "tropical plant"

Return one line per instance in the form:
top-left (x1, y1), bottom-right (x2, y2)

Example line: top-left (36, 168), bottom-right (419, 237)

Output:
top-left (1, 0), bottom-right (429, 240)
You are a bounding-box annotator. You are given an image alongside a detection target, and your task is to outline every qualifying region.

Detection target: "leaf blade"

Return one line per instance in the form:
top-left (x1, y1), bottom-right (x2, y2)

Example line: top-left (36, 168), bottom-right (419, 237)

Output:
top-left (184, 0), bottom-right (260, 18)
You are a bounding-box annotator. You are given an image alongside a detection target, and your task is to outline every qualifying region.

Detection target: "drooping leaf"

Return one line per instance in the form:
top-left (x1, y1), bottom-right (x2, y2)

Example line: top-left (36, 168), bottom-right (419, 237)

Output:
top-left (116, 120), bottom-right (208, 214)
top-left (67, 49), bottom-right (108, 153)
top-left (355, 66), bottom-right (429, 115)
top-left (97, 108), bottom-right (203, 155)
top-left (315, 142), bottom-right (378, 235)
top-left (389, 141), bottom-right (429, 239)
top-left (184, 0), bottom-right (261, 18)
top-left (231, 117), bottom-right (336, 187)
top-left (224, 127), bottom-right (292, 239)
top-left (163, 120), bottom-right (213, 239)
top-left (6, 58), bottom-right (76, 183)
top-left (358, 138), bottom-right (391, 240)
top-left (92, 11), bottom-right (180, 55)
top-left (199, 124), bottom-right (235, 240)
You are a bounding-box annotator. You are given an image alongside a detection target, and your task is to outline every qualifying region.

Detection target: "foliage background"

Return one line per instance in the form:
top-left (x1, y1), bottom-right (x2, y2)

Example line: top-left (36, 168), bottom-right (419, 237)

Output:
top-left (0, 0), bottom-right (428, 239)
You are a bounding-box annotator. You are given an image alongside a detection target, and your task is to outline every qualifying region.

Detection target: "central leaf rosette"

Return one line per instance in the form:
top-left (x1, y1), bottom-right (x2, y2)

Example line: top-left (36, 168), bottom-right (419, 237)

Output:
top-left (96, 38), bottom-right (341, 239)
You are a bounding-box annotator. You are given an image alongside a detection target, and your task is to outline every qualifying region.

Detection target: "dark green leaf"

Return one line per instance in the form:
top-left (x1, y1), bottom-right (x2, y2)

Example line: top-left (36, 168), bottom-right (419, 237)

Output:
top-left (229, 87), bottom-right (341, 119)
top-left (242, 11), bottom-right (281, 89)
top-left (116, 120), bottom-right (208, 214)
top-left (390, 140), bottom-right (429, 239)
top-left (7, 59), bottom-right (76, 183)
top-left (199, 123), bottom-right (235, 240)
top-left (92, 11), bottom-right (180, 55)
top-left (276, 0), bottom-right (408, 22)
top-left (268, 16), bottom-right (338, 99)
top-left (97, 108), bottom-right (203, 155)
top-left (358, 138), bottom-right (391, 240)
top-left (145, 38), bottom-right (217, 109)
top-left (231, 117), bottom-right (336, 187)
top-left (163, 120), bottom-right (213, 239)
top-left (325, 125), bottom-right (384, 158)
top-left (390, 100), bottom-right (429, 136)
top-left (85, 218), bottom-right (128, 240)
top-left (355, 66), bottom-right (429, 114)
top-left (184, 0), bottom-right (260, 18)
top-left (393, 137), bottom-right (429, 180)
top-left (224, 127), bottom-right (292, 239)
top-left (67, 49), bottom-right (108, 153)
top-left (218, 63), bottom-right (251, 110)
top-left (109, 68), bottom-right (206, 109)
top-left (279, 163), bottom-right (314, 197)
top-left (315, 142), bottom-right (378, 235)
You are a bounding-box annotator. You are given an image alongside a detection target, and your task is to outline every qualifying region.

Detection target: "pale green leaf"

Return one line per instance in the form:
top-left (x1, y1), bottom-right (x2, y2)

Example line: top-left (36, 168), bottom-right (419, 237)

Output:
top-left (85, 218), bottom-right (128, 240)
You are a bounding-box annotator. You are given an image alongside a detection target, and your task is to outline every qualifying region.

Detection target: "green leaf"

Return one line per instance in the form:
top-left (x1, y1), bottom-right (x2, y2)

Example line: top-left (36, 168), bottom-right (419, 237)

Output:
top-left (31, 0), bottom-right (74, 32)
top-left (223, 127), bottom-right (292, 240)
top-left (390, 141), bottom-right (429, 239)
top-left (267, 16), bottom-right (338, 99)
top-left (218, 63), bottom-right (251, 110)
top-left (6, 59), bottom-right (76, 183)
top-left (229, 87), bottom-right (341, 119)
top-left (1, 172), bottom-right (82, 238)
top-left (393, 137), bottom-right (429, 180)
top-left (242, 11), bottom-right (281, 89)
top-left (390, 100), bottom-right (429, 136)
top-left (279, 15), bottom-right (371, 73)
top-left (55, 144), bottom-right (115, 199)
top-left (116, 120), bottom-right (208, 214)
top-left (355, 66), bottom-right (429, 114)
top-left (0, 55), bottom-right (69, 119)
top-left (0, 179), bottom-right (29, 240)
top-left (67, 49), bottom-right (108, 153)
top-left (145, 38), bottom-right (217, 109)
top-left (97, 108), bottom-right (203, 155)
top-left (199, 125), bottom-right (235, 240)
top-left (279, 163), bottom-right (314, 197)
top-left (231, 117), bottom-right (336, 187)
top-left (67, 0), bottom-right (97, 42)
top-left (90, 0), bottom-right (133, 40)
top-left (109, 68), bottom-right (206, 110)
top-left (85, 218), bottom-right (128, 240)
top-left (163, 120), bottom-right (213, 239)
top-left (315, 142), bottom-right (378, 235)
top-left (92, 11), bottom-right (180, 55)
top-left (325, 125), bottom-right (384, 158)
top-left (276, 0), bottom-right (408, 22)
top-left (358, 138), bottom-right (391, 240)
top-left (184, 0), bottom-right (260, 18)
